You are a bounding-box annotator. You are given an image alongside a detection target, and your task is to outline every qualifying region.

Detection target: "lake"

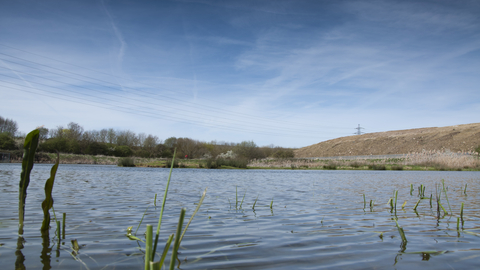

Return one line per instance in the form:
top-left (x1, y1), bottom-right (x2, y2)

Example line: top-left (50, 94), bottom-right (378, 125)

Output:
top-left (1, 164), bottom-right (480, 269)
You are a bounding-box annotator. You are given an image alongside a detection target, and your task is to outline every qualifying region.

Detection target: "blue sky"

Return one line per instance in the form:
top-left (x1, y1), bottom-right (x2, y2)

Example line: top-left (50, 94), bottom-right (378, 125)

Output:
top-left (1, 0), bottom-right (479, 148)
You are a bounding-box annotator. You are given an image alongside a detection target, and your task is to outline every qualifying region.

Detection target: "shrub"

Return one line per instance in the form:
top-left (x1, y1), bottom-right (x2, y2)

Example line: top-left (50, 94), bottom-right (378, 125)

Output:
top-left (350, 161), bottom-right (361, 168)
top-left (38, 138), bottom-right (67, 153)
top-left (391, 165), bottom-right (404, 170)
top-left (118, 157), bottom-right (135, 167)
top-left (0, 132), bottom-right (17, 150)
top-left (323, 161), bottom-right (337, 170)
top-left (202, 157), bottom-right (248, 169)
top-left (272, 149), bottom-right (295, 159)
top-left (369, 164), bottom-right (386, 170)
top-left (113, 145), bottom-right (133, 157)
top-left (85, 142), bottom-right (109, 156)
top-left (165, 158), bottom-right (179, 168)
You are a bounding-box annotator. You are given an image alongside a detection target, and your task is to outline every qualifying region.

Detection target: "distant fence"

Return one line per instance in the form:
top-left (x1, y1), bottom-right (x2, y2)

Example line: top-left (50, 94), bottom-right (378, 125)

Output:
top-left (1, 152), bottom-right (11, 163)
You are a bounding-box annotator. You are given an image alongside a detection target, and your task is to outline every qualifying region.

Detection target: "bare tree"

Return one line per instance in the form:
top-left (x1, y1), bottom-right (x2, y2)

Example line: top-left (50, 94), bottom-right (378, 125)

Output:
top-left (116, 130), bottom-right (138, 147)
top-left (49, 126), bottom-right (65, 139)
top-left (107, 128), bottom-right (116, 144)
top-left (137, 132), bottom-right (147, 147)
top-left (38, 127), bottom-right (49, 140)
top-left (66, 122), bottom-right (84, 141)
top-left (99, 129), bottom-right (108, 143)
top-left (143, 134), bottom-right (159, 151)
top-left (0, 116), bottom-right (18, 136)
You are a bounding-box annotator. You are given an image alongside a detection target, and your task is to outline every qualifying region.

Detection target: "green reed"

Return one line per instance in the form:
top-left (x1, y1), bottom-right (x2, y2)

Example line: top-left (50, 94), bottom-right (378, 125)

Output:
top-left (152, 149), bottom-right (176, 259)
top-left (441, 179), bottom-right (452, 215)
top-left (239, 189), bottom-right (247, 209)
top-left (252, 195), bottom-right (259, 210)
top-left (394, 218), bottom-right (407, 243)
top-left (19, 129), bottom-right (40, 235)
top-left (62, 213), bottom-right (66, 239)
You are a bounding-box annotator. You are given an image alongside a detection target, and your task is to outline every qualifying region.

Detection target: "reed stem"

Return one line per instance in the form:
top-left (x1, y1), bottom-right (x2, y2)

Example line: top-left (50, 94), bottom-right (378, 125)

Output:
top-left (56, 220), bottom-right (61, 239)
top-left (169, 208), bottom-right (186, 270)
top-left (413, 199), bottom-right (421, 211)
top-left (62, 213), bottom-right (66, 239)
top-left (152, 149), bottom-right (176, 260)
top-left (252, 195), bottom-right (259, 210)
top-left (145, 224), bottom-right (153, 270)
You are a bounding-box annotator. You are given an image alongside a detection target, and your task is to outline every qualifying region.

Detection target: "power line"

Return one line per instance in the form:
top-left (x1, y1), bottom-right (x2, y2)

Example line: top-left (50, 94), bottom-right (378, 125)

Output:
top-left (0, 70), bottom-right (327, 134)
top-left (0, 46), bottom-right (352, 130)
top-left (0, 81), bottom-right (335, 139)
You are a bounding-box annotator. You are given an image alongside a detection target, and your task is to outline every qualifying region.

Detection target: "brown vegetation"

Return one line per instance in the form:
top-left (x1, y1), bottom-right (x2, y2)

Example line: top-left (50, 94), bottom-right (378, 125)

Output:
top-left (295, 123), bottom-right (480, 157)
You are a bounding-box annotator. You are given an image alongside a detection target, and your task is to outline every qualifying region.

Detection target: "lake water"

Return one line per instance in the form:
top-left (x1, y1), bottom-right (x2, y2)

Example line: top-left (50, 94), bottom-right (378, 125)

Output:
top-left (1, 164), bottom-right (480, 269)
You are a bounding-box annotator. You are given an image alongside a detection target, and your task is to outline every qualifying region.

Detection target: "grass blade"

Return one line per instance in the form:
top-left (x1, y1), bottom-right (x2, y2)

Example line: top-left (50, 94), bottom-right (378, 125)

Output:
top-left (394, 219), bottom-right (407, 242)
top-left (239, 189), bottom-right (246, 209)
top-left (169, 208), bottom-right (186, 270)
top-left (442, 179), bottom-right (452, 215)
top-left (179, 188), bottom-right (207, 245)
top-left (135, 206), bottom-right (150, 235)
top-left (158, 234), bottom-right (174, 266)
top-left (18, 129), bottom-right (40, 235)
top-left (41, 153), bottom-right (60, 233)
top-left (252, 195), bottom-right (259, 210)
top-left (152, 149), bottom-right (176, 260)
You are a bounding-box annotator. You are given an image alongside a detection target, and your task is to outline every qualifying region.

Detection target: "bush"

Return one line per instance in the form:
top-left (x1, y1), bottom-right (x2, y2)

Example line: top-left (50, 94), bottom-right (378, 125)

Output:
top-left (0, 132), bottom-right (17, 150)
top-left (38, 138), bottom-right (68, 153)
top-left (233, 141), bottom-right (265, 160)
top-left (113, 145), bottom-right (133, 157)
top-left (165, 158), bottom-right (179, 168)
top-left (202, 157), bottom-right (248, 169)
top-left (368, 164), bottom-right (386, 170)
top-left (272, 149), bottom-right (295, 159)
top-left (118, 157), bottom-right (135, 167)
top-left (323, 162), bottom-right (337, 170)
top-left (391, 165), bottom-right (404, 170)
top-left (85, 142), bottom-right (109, 156)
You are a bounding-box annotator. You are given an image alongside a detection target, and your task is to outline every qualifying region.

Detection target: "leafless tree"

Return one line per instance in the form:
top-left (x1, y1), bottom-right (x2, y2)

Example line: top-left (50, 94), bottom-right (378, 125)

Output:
top-left (0, 116), bottom-right (18, 136)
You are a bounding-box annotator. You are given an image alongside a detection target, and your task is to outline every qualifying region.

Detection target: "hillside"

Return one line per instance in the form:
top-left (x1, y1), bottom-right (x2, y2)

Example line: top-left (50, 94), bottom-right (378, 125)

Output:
top-left (295, 123), bottom-right (480, 158)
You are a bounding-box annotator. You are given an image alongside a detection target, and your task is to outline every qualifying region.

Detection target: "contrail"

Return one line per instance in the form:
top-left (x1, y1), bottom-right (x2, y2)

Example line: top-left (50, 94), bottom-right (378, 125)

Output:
top-left (101, 0), bottom-right (128, 92)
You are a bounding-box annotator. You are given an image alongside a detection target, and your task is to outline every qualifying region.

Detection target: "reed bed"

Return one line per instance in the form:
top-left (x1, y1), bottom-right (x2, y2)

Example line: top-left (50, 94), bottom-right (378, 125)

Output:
top-left (248, 151), bottom-right (480, 170)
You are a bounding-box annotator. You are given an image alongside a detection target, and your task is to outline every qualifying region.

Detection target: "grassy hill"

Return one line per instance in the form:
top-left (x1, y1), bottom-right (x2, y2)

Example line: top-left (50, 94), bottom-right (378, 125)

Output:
top-left (295, 123), bottom-right (480, 158)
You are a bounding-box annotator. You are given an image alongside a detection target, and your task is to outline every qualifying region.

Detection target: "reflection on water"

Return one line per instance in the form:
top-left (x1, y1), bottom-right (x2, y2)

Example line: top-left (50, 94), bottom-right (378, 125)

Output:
top-left (1, 163), bottom-right (480, 269)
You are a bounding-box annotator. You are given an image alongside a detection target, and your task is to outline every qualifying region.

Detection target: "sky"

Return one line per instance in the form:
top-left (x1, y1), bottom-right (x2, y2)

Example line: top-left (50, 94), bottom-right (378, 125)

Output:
top-left (0, 0), bottom-right (479, 148)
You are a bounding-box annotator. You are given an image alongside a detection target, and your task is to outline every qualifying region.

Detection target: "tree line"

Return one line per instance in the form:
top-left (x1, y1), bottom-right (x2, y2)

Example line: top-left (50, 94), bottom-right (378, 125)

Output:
top-left (0, 116), bottom-right (295, 160)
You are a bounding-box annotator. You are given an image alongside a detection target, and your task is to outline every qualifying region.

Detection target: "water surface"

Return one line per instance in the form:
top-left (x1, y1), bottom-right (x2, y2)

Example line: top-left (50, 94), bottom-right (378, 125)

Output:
top-left (1, 164), bottom-right (479, 269)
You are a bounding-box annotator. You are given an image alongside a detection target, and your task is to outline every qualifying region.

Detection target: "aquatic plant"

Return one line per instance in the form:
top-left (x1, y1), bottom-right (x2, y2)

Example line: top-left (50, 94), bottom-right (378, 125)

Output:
top-left (252, 195), bottom-right (259, 210)
top-left (124, 148), bottom-right (207, 269)
top-left (41, 153), bottom-right (60, 233)
top-left (118, 157), bottom-right (135, 167)
top-left (394, 218), bottom-right (407, 243)
top-left (19, 129), bottom-right (39, 235)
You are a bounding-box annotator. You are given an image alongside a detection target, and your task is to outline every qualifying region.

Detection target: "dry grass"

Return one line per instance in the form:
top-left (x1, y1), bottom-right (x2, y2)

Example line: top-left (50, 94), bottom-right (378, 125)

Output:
top-left (403, 150), bottom-right (480, 170)
top-left (248, 151), bottom-right (480, 171)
